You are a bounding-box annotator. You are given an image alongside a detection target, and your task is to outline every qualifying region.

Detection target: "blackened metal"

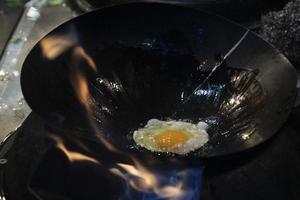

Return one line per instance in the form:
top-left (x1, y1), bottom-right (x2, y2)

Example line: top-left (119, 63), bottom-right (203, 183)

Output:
top-left (21, 3), bottom-right (297, 158)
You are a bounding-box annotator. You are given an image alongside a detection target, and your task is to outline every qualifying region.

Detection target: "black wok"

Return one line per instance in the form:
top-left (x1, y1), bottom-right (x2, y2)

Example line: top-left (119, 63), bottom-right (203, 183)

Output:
top-left (21, 3), bottom-right (297, 159)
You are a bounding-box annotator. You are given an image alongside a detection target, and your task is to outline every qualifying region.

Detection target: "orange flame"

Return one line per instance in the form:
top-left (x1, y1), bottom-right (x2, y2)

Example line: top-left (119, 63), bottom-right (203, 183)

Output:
top-left (51, 135), bottom-right (100, 164)
top-left (64, 44), bottom-right (191, 199)
top-left (69, 46), bottom-right (98, 114)
top-left (40, 35), bottom-right (76, 60)
top-left (69, 46), bottom-right (97, 113)
top-left (38, 32), bottom-right (201, 200)
top-left (69, 46), bottom-right (118, 152)
top-left (72, 46), bottom-right (97, 72)
top-left (71, 70), bottom-right (92, 113)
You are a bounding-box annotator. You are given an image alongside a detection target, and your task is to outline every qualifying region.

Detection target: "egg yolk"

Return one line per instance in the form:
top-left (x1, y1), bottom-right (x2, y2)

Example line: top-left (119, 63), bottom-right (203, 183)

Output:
top-left (154, 129), bottom-right (189, 149)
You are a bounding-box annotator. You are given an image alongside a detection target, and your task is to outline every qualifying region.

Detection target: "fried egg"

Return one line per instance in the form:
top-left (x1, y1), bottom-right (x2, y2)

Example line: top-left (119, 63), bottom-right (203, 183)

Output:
top-left (133, 119), bottom-right (209, 155)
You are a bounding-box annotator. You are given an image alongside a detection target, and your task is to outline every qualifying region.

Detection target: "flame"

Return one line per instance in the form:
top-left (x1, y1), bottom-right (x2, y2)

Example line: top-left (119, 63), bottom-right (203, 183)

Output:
top-left (37, 29), bottom-right (208, 200)
top-left (64, 44), bottom-right (201, 200)
top-left (51, 135), bottom-right (100, 164)
top-left (40, 35), bottom-right (76, 60)
top-left (71, 70), bottom-right (92, 113)
top-left (69, 46), bottom-right (118, 152)
top-left (110, 158), bottom-right (186, 199)
top-left (69, 47), bottom-right (97, 113)
top-left (72, 46), bottom-right (97, 72)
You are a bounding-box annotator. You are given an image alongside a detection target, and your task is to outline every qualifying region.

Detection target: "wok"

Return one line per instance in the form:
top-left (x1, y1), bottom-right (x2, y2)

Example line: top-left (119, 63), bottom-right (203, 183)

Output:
top-left (21, 3), bottom-right (297, 158)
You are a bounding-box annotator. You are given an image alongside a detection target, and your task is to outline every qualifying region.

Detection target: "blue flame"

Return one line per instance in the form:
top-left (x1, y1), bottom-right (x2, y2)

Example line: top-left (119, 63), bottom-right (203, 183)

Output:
top-left (122, 167), bottom-right (204, 200)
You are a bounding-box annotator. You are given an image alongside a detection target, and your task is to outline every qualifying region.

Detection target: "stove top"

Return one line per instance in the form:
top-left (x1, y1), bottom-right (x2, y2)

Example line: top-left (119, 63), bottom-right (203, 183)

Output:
top-left (0, 1), bottom-right (300, 200)
top-left (0, 107), bottom-right (300, 200)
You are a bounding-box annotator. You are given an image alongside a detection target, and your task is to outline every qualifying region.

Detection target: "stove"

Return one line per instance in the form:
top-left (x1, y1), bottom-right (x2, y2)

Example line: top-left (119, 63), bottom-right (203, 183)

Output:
top-left (0, 1), bottom-right (300, 200)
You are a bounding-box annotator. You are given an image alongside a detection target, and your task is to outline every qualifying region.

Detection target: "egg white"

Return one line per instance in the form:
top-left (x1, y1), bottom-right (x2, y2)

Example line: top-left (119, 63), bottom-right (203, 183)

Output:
top-left (133, 119), bottom-right (209, 155)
